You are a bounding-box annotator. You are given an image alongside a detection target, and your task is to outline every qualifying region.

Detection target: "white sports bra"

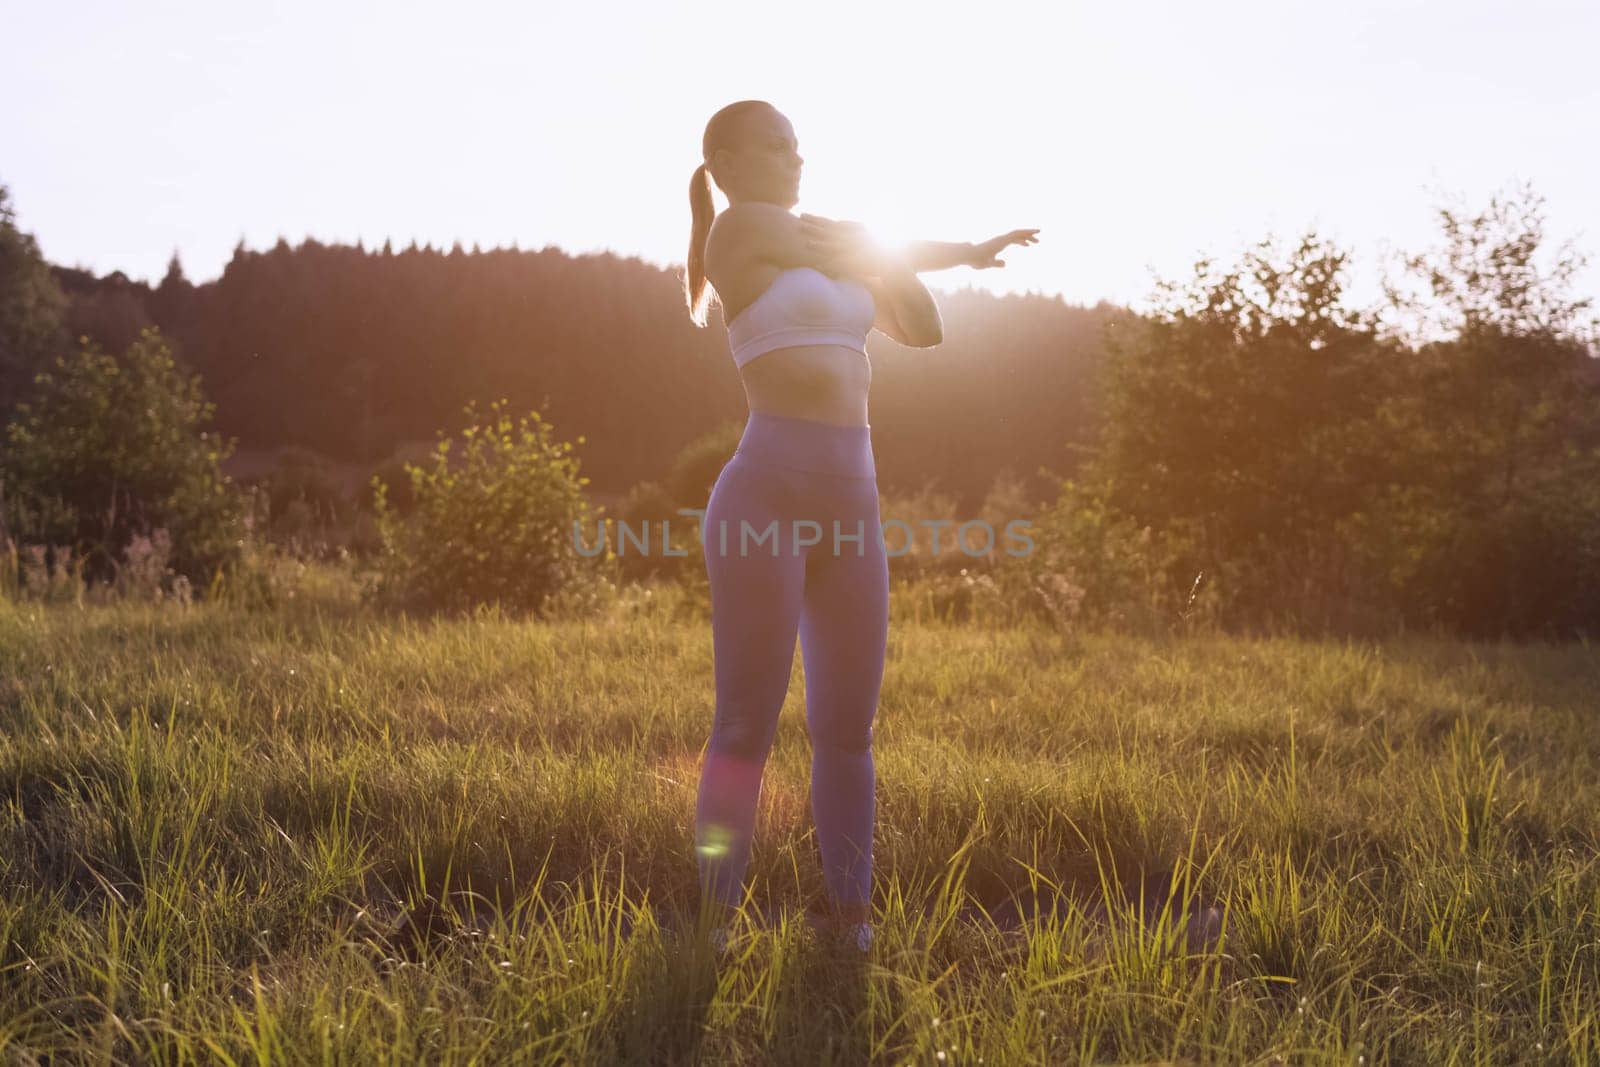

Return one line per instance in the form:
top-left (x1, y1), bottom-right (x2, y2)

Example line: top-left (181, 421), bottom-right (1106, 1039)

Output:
top-left (724, 267), bottom-right (875, 369)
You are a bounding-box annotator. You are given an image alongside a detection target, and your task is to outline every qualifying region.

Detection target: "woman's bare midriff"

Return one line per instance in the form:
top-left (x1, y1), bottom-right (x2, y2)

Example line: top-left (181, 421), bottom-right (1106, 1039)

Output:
top-left (712, 247), bottom-right (874, 426)
top-left (737, 344), bottom-right (871, 427)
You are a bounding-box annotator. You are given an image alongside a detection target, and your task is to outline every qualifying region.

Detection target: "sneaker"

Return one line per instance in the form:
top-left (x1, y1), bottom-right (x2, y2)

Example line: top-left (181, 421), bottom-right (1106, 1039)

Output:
top-left (808, 913), bottom-right (873, 953)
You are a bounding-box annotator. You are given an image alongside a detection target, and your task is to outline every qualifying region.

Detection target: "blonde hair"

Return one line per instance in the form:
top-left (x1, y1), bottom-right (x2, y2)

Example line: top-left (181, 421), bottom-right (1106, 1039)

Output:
top-left (685, 100), bottom-right (773, 327)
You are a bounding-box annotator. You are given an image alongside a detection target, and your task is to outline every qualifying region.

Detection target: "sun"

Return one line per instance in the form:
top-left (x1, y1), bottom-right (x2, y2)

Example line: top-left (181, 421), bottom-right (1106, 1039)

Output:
top-left (860, 220), bottom-right (914, 259)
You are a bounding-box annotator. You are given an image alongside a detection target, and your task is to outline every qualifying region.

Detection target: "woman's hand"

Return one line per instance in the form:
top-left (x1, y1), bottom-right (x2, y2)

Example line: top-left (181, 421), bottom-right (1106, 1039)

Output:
top-left (801, 214), bottom-right (909, 280)
top-left (968, 228), bottom-right (1041, 269)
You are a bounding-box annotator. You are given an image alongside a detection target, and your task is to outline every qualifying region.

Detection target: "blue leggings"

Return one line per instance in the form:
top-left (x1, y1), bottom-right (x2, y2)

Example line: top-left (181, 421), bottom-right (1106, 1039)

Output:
top-left (695, 411), bottom-right (889, 913)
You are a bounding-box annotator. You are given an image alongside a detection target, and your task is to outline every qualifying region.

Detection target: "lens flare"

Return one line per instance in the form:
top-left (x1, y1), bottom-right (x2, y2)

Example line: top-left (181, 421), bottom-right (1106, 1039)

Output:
top-left (696, 822), bottom-right (733, 860)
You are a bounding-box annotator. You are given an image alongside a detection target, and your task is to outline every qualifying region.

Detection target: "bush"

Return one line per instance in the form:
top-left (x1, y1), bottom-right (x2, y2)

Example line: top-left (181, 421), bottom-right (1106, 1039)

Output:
top-left (1341, 451), bottom-right (1600, 640)
top-left (369, 400), bottom-right (596, 615)
top-left (877, 478), bottom-right (965, 581)
top-left (263, 447), bottom-right (350, 524)
top-left (1025, 475), bottom-right (1223, 637)
top-left (363, 454), bottom-right (418, 516)
top-left (666, 419), bottom-right (745, 509)
top-left (603, 420), bottom-right (743, 588)
top-left (610, 479), bottom-right (686, 583)
top-left (247, 446), bottom-right (365, 560)
top-left (0, 327), bottom-right (241, 591)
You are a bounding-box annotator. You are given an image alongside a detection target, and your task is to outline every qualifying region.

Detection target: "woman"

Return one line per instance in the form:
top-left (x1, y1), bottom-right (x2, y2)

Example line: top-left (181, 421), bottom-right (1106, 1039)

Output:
top-left (683, 99), bottom-right (1039, 953)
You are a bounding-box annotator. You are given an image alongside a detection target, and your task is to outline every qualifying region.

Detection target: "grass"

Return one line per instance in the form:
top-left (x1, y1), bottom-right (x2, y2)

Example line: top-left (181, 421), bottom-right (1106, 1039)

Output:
top-left (0, 572), bottom-right (1596, 1064)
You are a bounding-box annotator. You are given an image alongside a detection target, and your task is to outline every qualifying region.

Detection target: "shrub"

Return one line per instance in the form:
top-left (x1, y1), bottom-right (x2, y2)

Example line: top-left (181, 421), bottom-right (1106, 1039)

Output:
top-left (604, 420), bottom-right (742, 589)
top-left (363, 454), bottom-right (418, 516)
top-left (666, 419), bottom-right (744, 509)
top-left (877, 478), bottom-right (965, 581)
top-left (611, 479), bottom-right (685, 583)
top-left (1025, 475), bottom-right (1223, 637)
top-left (264, 447), bottom-right (350, 524)
top-left (246, 447), bottom-right (364, 560)
top-left (369, 400), bottom-right (596, 615)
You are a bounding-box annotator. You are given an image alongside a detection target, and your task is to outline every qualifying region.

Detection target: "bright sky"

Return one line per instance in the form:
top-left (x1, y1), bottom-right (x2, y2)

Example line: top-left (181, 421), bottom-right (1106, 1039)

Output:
top-left (3, 0), bottom-right (1596, 315)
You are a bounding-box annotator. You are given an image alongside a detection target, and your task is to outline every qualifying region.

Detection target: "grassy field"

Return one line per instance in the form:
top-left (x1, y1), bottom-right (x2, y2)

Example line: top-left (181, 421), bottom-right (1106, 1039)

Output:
top-left (1, 574), bottom-right (1597, 1064)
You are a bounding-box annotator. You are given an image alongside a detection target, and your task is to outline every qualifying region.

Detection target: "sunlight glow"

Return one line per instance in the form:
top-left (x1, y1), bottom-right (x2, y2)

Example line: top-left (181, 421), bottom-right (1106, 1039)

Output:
top-left (860, 221), bottom-right (914, 259)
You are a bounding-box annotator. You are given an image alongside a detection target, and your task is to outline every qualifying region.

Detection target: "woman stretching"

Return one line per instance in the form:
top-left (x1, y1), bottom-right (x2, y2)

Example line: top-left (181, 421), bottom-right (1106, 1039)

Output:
top-left (683, 99), bottom-right (1039, 953)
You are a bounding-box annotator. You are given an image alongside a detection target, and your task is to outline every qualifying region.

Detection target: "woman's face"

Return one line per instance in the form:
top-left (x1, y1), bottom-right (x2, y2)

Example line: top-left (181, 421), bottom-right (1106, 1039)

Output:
top-left (717, 109), bottom-right (804, 207)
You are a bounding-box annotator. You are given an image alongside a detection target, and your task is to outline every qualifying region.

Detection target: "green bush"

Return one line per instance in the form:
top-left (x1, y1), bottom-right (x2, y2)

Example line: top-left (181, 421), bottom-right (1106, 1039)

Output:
top-left (1341, 450), bottom-right (1600, 640)
top-left (369, 400), bottom-right (596, 615)
top-left (362, 454), bottom-right (418, 516)
top-left (246, 446), bottom-right (366, 560)
top-left (665, 418), bottom-right (744, 509)
top-left (606, 421), bottom-right (741, 587)
top-left (261, 447), bottom-right (350, 527)
top-left (0, 327), bottom-right (241, 591)
top-left (877, 478), bottom-right (965, 582)
top-left (611, 479), bottom-right (685, 583)
top-left (1023, 475), bottom-right (1222, 637)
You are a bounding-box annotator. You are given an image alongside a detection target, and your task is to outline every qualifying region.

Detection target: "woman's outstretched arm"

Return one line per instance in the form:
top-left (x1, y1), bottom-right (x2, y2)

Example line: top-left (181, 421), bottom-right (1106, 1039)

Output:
top-left (899, 239), bottom-right (976, 272)
top-left (802, 215), bottom-right (1041, 273)
top-left (905, 229), bottom-right (1042, 271)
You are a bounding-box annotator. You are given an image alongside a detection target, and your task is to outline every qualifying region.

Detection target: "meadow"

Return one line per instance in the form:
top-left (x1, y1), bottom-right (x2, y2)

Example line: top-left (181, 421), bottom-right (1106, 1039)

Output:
top-left (1, 570), bottom-right (1597, 1064)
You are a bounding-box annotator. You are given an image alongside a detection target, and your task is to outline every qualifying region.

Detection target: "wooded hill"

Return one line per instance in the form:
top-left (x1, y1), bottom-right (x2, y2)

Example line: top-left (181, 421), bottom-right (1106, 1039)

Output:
top-left (47, 240), bottom-right (1120, 507)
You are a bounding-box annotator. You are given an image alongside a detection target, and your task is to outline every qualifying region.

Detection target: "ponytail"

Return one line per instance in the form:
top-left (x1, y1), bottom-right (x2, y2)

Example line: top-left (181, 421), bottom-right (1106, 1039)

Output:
top-left (685, 100), bottom-right (772, 328)
top-left (685, 162), bottom-right (716, 327)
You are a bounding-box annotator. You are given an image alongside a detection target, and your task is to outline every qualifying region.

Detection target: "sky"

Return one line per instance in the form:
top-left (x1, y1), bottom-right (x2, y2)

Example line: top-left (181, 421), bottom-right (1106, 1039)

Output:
top-left (3, 0), bottom-right (1597, 316)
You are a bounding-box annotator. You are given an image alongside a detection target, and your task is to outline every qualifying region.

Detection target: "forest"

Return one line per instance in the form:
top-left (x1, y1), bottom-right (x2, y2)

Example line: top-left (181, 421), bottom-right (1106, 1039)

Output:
top-left (27, 229), bottom-right (1117, 508)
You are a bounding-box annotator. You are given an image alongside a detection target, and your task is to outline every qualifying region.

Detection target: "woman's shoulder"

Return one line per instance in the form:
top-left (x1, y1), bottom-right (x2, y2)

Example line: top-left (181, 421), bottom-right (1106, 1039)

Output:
top-left (709, 204), bottom-right (806, 277)
top-left (716, 201), bottom-right (794, 227)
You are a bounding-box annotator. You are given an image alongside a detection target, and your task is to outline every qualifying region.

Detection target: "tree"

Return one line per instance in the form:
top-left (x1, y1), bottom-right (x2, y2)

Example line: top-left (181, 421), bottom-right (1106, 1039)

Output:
top-left (148, 250), bottom-right (195, 326)
top-left (1, 327), bottom-right (242, 588)
top-left (0, 182), bottom-right (69, 412)
top-left (1364, 181), bottom-right (1600, 636)
top-left (1380, 180), bottom-right (1600, 511)
top-left (1088, 231), bottom-right (1393, 627)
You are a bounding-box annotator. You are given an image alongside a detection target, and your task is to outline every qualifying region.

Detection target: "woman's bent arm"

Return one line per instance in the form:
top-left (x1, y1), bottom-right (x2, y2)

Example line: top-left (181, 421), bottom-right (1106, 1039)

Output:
top-left (875, 262), bottom-right (943, 347)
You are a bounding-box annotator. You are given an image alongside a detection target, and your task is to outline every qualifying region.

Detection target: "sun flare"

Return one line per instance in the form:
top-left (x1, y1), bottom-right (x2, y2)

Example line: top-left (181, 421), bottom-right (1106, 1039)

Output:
top-left (860, 221), bottom-right (913, 259)
top-left (857, 220), bottom-right (921, 262)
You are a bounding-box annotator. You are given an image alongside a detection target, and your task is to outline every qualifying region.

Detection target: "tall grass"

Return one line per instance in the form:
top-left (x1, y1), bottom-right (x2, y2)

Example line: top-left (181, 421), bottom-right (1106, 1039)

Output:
top-left (0, 569), bottom-right (1596, 1062)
